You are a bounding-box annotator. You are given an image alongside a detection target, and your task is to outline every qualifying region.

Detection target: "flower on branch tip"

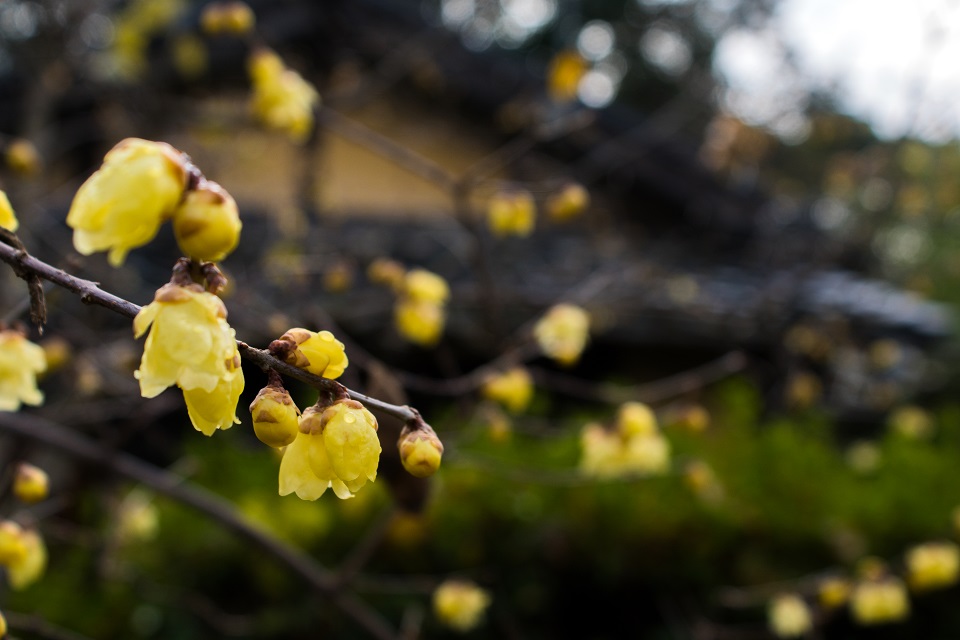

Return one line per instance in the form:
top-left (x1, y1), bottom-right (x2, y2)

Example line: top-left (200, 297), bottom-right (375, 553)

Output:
top-left (767, 594), bottom-right (812, 639)
top-left (905, 541), bottom-right (960, 592)
top-left (13, 463), bottom-right (49, 504)
top-left (545, 182), bottom-right (590, 222)
top-left (850, 576), bottom-right (909, 626)
top-left (432, 579), bottom-right (491, 633)
top-left (250, 384), bottom-right (300, 448)
top-left (0, 330), bottom-right (46, 412)
top-left (534, 303), bottom-right (590, 366)
top-left (481, 368), bottom-right (533, 414)
top-left (0, 190), bottom-right (18, 232)
top-left (398, 423), bottom-right (444, 478)
top-left (200, 1), bottom-right (255, 36)
top-left (487, 189), bottom-right (536, 238)
top-left (67, 138), bottom-right (188, 266)
top-left (172, 181), bottom-right (242, 263)
top-left (133, 283), bottom-right (243, 435)
top-left (279, 400), bottom-right (381, 500)
top-left (276, 328), bottom-right (348, 379)
top-left (249, 49), bottom-right (319, 143)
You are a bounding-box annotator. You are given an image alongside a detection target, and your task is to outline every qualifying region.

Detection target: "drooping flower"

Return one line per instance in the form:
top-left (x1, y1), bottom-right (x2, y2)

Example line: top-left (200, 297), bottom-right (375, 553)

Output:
top-left (398, 424), bottom-right (444, 478)
top-left (534, 303), bottom-right (590, 366)
top-left (278, 400), bottom-right (381, 500)
top-left (171, 181), bottom-right (242, 262)
top-left (0, 330), bottom-right (46, 411)
top-left (0, 190), bottom-right (18, 231)
top-left (249, 49), bottom-right (319, 143)
top-left (433, 579), bottom-right (492, 633)
top-left (250, 384), bottom-right (300, 448)
top-left (275, 328), bottom-right (348, 379)
top-left (133, 283), bottom-right (243, 435)
top-left (767, 594), bottom-right (812, 639)
top-left (67, 138), bottom-right (187, 266)
top-left (486, 189), bottom-right (536, 238)
top-left (481, 368), bottom-right (533, 414)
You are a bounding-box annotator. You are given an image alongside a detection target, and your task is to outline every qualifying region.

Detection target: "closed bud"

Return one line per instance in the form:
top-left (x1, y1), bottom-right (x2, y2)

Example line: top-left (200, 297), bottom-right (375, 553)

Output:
top-left (394, 299), bottom-right (446, 346)
top-left (0, 190), bottom-right (17, 232)
top-left (545, 182), bottom-right (589, 222)
top-left (172, 181), bottom-right (242, 263)
top-left (250, 385), bottom-right (300, 448)
top-left (276, 328), bottom-right (348, 379)
top-left (5, 139), bottom-right (40, 175)
top-left (398, 423), bottom-right (443, 478)
top-left (13, 463), bottom-right (49, 504)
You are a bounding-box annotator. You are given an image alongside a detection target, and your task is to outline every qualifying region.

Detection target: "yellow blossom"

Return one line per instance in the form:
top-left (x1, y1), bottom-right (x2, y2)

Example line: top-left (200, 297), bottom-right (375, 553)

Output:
top-left (5, 139), bottom-right (40, 175)
top-left (402, 269), bottom-right (449, 304)
top-left (367, 258), bottom-right (406, 290)
top-left (888, 405), bottom-right (933, 440)
top-left (279, 400), bottom-right (381, 500)
top-left (67, 138), bottom-right (187, 266)
top-left (115, 490), bottom-right (160, 544)
top-left (172, 181), bottom-right (242, 262)
top-left (616, 402), bottom-right (657, 437)
top-left (578, 423), bottom-right (622, 478)
top-left (768, 594), bottom-right (812, 639)
top-left (7, 528), bottom-right (46, 590)
top-left (0, 190), bottom-right (18, 232)
top-left (850, 577), bottom-right (910, 626)
top-left (13, 463), bottom-right (48, 504)
top-left (201, 1), bottom-right (256, 36)
top-left (0, 521), bottom-right (27, 566)
top-left (547, 50), bottom-right (588, 103)
top-left (545, 182), bottom-right (590, 222)
top-left (395, 299), bottom-right (446, 346)
top-left (133, 284), bottom-right (243, 435)
top-left (0, 609), bottom-right (6, 637)
top-left (250, 384), bottom-right (300, 448)
top-left (398, 426), bottom-right (444, 478)
top-left (534, 303), bottom-right (590, 366)
top-left (487, 189), bottom-right (536, 238)
top-left (0, 330), bottom-right (46, 411)
top-left (433, 579), bottom-right (491, 633)
top-left (249, 49), bottom-right (319, 143)
top-left (277, 328), bottom-right (348, 379)
top-left (481, 368), bottom-right (533, 414)
top-left (818, 577), bottom-right (851, 609)
top-left (905, 541), bottom-right (960, 591)
top-left (622, 433), bottom-right (671, 475)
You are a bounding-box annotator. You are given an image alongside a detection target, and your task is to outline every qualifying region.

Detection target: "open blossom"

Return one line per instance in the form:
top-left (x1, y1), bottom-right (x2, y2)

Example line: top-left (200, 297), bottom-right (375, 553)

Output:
top-left (279, 400), bottom-right (381, 500)
top-left (0, 330), bottom-right (46, 411)
top-left (0, 190), bottom-right (18, 231)
top-left (249, 49), bottom-right (319, 143)
top-left (534, 303), bottom-right (590, 366)
top-left (134, 283), bottom-right (243, 435)
top-left (67, 138), bottom-right (187, 266)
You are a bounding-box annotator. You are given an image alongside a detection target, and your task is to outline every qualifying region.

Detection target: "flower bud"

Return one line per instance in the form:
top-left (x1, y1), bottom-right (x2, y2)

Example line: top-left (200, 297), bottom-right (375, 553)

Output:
top-left (250, 385), bottom-right (300, 448)
top-left (0, 190), bottom-right (17, 232)
top-left (767, 594), bottom-right (812, 639)
top-left (172, 182), bottom-right (242, 262)
top-left (277, 328), bottom-right (348, 379)
top-left (534, 303), bottom-right (590, 366)
top-left (5, 139), bottom-right (40, 175)
top-left (7, 527), bottom-right (46, 590)
top-left (616, 402), bottom-right (657, 437)
top-left (545, 182), bottom-right (589, 222)
top-left (13, 463), bottom-right (49, 504)
top-left (433, 579), bottom-right (491, 632)
top-left (398, 424), bottom-right (443, 478)
top-left (481, 368), bottom-right (533, 414)
top-left (200, 1), bottom-right (255, 36)
top-left (487, 189), bottom-right (535, 238)
top-left (0, 521), bottom-right (27, 566)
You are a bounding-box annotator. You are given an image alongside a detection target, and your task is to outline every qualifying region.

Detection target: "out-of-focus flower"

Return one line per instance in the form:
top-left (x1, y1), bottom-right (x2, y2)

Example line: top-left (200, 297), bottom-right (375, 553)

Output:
top-left (39, 337), bottom-right (72, 374)
top-left (768, 593), bottom-right (812, 638)
top-left (395, 299), bottom-right (446, 346)
top-left (323, 262), bottom-right (353, 293)
top-left (818, 577), bottom-right (852, 609)
top-left (0, 522), bottom-right (27, 566)
top-left (67, 139), bottom-right (187, 266)
top-left (683, 460), bottom-right (724, 504)
top-left (172, 181), bottom-right (242, 262)
top-left (12, 463), bottom-right (48, 504)
top-left (487, 189), bottom-right (536, 238)
top-left (275, 328), bottom-right (348, 379)
top-left (200, 1), bottom-right (255, 36)
top-left (623, 433), bottom-right (671, 475)
top-left (481, 368), bottom-right (533, 414)
top-left (171, 34), bottom-right (208, 80)
top-left (534, 304), bottom-right (590, 366)
top-left (785, 371), bottom-right (822, 409)
top-left (616, 402), bottom-right (657, 437)
top-left (545, 182), bottom-right (590, 222)
top-left (579, 423), bottom-right (622, 478)
top-left (279, 400), bottom-right (380, 500)
top-left (0, 330), bottom-right (46, 411)
top-left (402, 269), bottom-right (449, 305)
top-left (433, 579), bottom-right (491, 632)
top-left (398, 424), bottom-right (444, 478)
top-left (0, 190), bottom-right (18, 231)
top-left (367, 258), bottom-right (406, 290)
top-left (547, 50), bottom-right (588, 103)
top-left (905, 541), bottom-right (960, 591)
top-left (133, 284), bottom-right (243, 435)
top-left (115, 490), bottom-right (160, 544)
top-left (6, 528), bottom-right (45, 590)
top-left (850, 577), bottom-right (910, 626)
top-left (5, 139), bottom-right (40, 175)
top-left (249, 49), bottom-right (319, 143)
top-left (846, 440), bottom-right (882, 475)
top-left (250, 384), bottom-right (300, 448)
top-left (888, 405), bottom-right (933, 440)
top-left (665, 404), bottom-right (711, 433)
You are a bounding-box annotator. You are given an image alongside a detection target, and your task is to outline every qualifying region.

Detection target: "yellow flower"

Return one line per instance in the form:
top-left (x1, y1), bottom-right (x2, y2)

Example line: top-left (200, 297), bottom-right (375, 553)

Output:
top-left (279, 400), bottom-right (380, 500)
top-left (277, 328), bottom-right (348, 379)
top-left (487, 189), bottom-right (536, 238)
top-left (402, 269), bottom-right (450, 304)
top-left (616, 402), bottom-right (657, 437)
top-left (888, 405), bottom-right (933, 440)
top-left (115, 490), bottom-right (160, 544)
top-left (547, 50), bottom-right (588, 103)
top-left (0, 190), bottom-right (18, 232)
top-left (578, 423), bottom-right (622, 478)
top-left (818, 577), bottom-right (852, 609)
top-left (0, 330), bottom-right (46, 411)
top-left (905, 541), bottom-right (960, 591)
top-left (5, 139), bottom-right (40, 175)
top-left (545, 182), bottom-right (590, 222)
top-left (481, 368), bottom-right (533, 414)
top-left (433, 579), bottom-right (491, 633)
top-left (67, 138), bottom-right (187, 266)
top-left (249, 49), bottom-right (319, 143)
top-left (172, 181), bottom-right (242, 262)
top-left (395, 299), bottom-right (446, 346)
top-left (7, 528), bottom-right (46, 590)
top-left (200, 1), bottom-right (255, 36)
top-left (768, 594), bottom-right (812, 639)
top-left (622, 433), bottom-right (671, 475)
top-left (133, 284), bottom-right (243, 435)
top-left (534, 303), bottom-right (590, 366)
top-left (12, 463), bottom-right (49, 504)
top-left (0, 521), bottom-right (27, 566)
top-left (850, 577), bottom-right (910, 625)
top-left (250, 384), bottom-right (300, 448)
top-left (0, 609), bottom-right (6, 637)
top-left (398, 426), bottom-right (444, 478)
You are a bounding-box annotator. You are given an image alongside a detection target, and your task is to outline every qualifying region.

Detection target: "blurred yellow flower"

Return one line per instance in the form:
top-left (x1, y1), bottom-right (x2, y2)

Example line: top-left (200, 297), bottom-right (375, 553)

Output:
top-left (545, 182), bottom-right (590, 222)
top-left (67, 138), bottom-right (187, 266)
top-left (0, 330), bottom-right (46, 411)
top-left (0, 521), bottom-right (27, 566)
top-left (395, 299), bottom-right (446, 346)
top-left (250, 384), bottom-right (300, 448)
top-left (579, 423), bottom-right (622, 478)
top-left (433, 579), bottom-right (491, 632)
top-left (534, 303), bottom-right (590, 366)
top-left (888, 405), bottom-right (933, 440)
top-left (616, 402), bottom-right (657, 437)
top-left (818, 576), bottom-right (852, 609)
top-left (905, 541), bottom-right (960, 591)
top-left (850, 577), bottom-right (910, 626)
top-left (6, 527), bottom-right (45, 590)
top-left (402, 269), bottom-right (450, 304)
top-left (12, 463), bottom-right (49, 504)
top-left (487, 189), bottom-right (536, 238)
top-left (547, 50), bottom-right (588, 103)
top-left (623, 433), bottom-right (671, 475)
top-left (134, 284), bottom-right (243, 435)
top-left (481, 368), bottom-right (533, 414)
top-left (172, 182), bottom-right (242, 262)
top-left (201, 1), bottom-right (256, 35)
top-left (0, 190), bottom-right (18, 232)
top-left (5, 139), bottom-right (40, 175)
top-left (249, 49), bottom-right (319, 143)
top-left (768, 593), bottom-right (812, 639)
top-left (277, 328), bottom-right (348, 379)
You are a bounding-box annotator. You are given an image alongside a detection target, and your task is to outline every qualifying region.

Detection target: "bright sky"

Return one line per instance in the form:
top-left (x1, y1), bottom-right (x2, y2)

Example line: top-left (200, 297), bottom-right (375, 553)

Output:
top-left (715, 0), bottom-right (960, 143)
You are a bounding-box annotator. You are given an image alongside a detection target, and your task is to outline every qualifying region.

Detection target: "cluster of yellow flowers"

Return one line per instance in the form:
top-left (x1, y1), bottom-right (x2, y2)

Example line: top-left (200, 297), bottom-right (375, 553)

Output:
top-left (134, 283), bottom-right (244, 436)
top-left (249, 49), bottom-right (319, 143)
top-left (367, 261), bottom-right (451, 347)
top-left (481, 367), bottom-right (533, 414)
top-left (579, 402), bottom-right (671, 478)
top-left (0, 329), bottom-right (46, 412)
top-left (432, 579), bottom-right (492, 633)
top-left (67, 138), bottom-right (241, 266)
top-left (534, 303), bottom-right (590, 366)
top-left (485, 183), bottom-right (590, 237)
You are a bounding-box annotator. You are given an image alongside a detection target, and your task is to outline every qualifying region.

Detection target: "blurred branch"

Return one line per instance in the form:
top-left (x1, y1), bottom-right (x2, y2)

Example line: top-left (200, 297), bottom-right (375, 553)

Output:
top-left (3, 610), bottom-right (95, 640)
